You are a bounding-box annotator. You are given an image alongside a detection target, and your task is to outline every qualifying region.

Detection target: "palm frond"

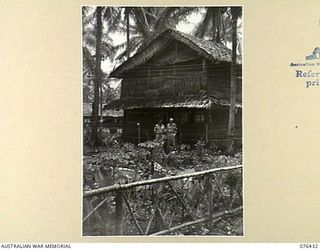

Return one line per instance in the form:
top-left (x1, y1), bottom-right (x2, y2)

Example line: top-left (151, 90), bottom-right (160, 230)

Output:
top-left (82, 9), bottom-right (95, 27)
top-left (116, 24), bottom-right (140, 36)
top-left (131, 8), bottom-right (152, 41)
top-left (115, 36), bottom-right (144, 61)
top-left (101, 41), bottom-right (116, 59)
top-left (83, 46), bottom-right (95, 76)
top-left (103, 7), bottom-right (122, 33)
top-left (83, 34), bottom-right (96, 50)
top-left (172, 7), bottom-right (197, 22)
top-left (193, 8), bottom-right (213, 38)
top-left (113, 35), bottom-right (142, 51)
top-left (153, 7), bottom-right (178, 31)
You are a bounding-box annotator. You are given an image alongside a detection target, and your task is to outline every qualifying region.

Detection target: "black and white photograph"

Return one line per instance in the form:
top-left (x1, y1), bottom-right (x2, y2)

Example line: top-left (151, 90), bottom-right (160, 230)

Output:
top-left (82, 6), bottom-right (243, 236)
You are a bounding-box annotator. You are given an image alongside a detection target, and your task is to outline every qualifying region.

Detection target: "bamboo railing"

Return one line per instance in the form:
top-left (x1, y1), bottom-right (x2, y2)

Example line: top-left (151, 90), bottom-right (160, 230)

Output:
top-left (83, 164), bottom-right (243, 236)
top-left (84, 165), bottom-right (242, 198)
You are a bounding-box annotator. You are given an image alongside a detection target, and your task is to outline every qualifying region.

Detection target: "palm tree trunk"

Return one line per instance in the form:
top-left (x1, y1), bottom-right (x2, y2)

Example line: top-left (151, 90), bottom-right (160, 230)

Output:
top-left (213, 8), bottom-right (220, 43)
top-left (125, 8), bottom-right (130, 60)
top-left (227, 7), bottom-right (239, 155)
top-left (92, 7), bottom-right (102, 146)
top-left (99, 80), bottom-right (103, 140)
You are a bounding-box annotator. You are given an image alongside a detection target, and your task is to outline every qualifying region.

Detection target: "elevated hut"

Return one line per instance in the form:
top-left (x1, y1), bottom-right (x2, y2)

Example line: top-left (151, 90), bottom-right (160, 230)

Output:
top-left (105, 29), bottom-right (242, 146)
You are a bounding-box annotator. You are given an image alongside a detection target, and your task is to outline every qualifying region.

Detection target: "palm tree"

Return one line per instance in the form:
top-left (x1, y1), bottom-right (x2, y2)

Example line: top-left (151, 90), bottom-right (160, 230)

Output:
top-left (91, 6), bottom-right (103, 146)
top-left (192, 7), bottom-right (228, 43)
top-left (82, 7), bottom-right (119, 73)
top-left (82, 6), bottom-right (121, 146)
top-left (115, 7), bottom-right (195, 62)
top-left (223, 11), bottom-right (243, 56)
top-left (227, 7), bottom-right (242, 155)
top-left (124, 7), bottom-right (131, 60)
top-left (192, 7), bottom-right (242, 56)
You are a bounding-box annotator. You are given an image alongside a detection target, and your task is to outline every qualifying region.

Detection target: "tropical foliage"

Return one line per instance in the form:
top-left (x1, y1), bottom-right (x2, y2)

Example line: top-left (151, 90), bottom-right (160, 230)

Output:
top-left (82, 6), bottom-right (243, 235)
top-left (192, 7), bottom-right (242, 55)
top-left (115, 7), bottom-right (196, 62)
top-left (83, 140), bottom-right (242, 235)
top-left (82, 6), bottom-right (242, 147)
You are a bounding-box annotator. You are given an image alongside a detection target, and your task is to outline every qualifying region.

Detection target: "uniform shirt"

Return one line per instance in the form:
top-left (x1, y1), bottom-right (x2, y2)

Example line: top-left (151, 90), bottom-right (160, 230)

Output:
top-left (166, 122), bottom-right (177, 135)
top-left (154, 124), bottom-right (165, 134)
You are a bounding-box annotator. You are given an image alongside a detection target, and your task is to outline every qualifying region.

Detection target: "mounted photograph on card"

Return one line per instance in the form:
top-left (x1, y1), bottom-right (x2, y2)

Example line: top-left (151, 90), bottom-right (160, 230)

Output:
top-left (82, 6), bottom-right (243, 236)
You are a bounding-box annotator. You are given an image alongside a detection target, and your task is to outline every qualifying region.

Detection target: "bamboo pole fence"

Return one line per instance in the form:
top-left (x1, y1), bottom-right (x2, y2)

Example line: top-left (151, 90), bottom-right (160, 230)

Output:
top-left (83, 164), bottom-right (242, 236)
top-left (84, 165), bottom-right (242, 198)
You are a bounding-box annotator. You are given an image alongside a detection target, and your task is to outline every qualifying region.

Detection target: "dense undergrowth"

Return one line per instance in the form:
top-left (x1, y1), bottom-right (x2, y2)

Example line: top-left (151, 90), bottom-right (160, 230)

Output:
top-left (83, 140), bottom-right (243, 236)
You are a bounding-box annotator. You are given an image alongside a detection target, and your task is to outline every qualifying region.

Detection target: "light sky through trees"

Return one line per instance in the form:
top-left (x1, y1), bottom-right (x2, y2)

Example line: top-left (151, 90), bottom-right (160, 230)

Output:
top-left (83, 7), bottom-right (243, 89)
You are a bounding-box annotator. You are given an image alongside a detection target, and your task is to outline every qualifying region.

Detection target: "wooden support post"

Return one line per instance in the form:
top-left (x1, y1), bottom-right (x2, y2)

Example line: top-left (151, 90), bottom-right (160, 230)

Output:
top-left (147, 67), bottom-right (150, 90)
top-left (114, 191), bottom-right (123, 235)
top-left (178, 113), bottom-right (182, 144)
top-left (123, 193), bottom-right (143, 235)
top-left (145, 209), bottom-right (155, 235)
top-left (206, 174), bottom-right (213, 218)
top-left (167, 181), bottom-right (195, 221)
top-left (213, 174), bottom-right (230, 211)
top-left (157, 207), bottom-right (169, 230)
top-left (154, 205), bottom-right (160, 232)
top-left (174, 41), bottom-right (177, 75)
top-left (227, 8), bottom-right (239, 156)
top-left (137, 123), bottom-right (141, 144)
top-left (205, 123), bottom-right (209, 143)
top-left (202, 58), bottom-right (208, 92)
top-left (202, 58), bottom-right (207, 72)
top-left (229, 178), bottom-right (242, 209)
top-left (228, 189), bottom-right (237, 210)
top-left (151, 186), bottom-right (161, 233)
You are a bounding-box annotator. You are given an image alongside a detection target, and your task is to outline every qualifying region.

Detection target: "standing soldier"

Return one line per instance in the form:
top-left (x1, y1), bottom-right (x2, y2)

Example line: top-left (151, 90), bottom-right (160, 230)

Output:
top-left (166, 118), bottom-right (177, 148)
top-left (154, 120), bottom-right (166, 143)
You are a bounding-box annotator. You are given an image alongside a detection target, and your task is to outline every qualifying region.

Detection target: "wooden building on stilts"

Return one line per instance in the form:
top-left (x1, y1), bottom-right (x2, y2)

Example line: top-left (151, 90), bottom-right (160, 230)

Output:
top-left (105, 28), bottom-right (242, 147)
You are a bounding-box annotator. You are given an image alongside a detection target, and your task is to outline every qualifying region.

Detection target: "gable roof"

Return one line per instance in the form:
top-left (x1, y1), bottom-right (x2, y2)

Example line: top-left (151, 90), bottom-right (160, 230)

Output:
top-left (110, 28), bottom-right (241, 78)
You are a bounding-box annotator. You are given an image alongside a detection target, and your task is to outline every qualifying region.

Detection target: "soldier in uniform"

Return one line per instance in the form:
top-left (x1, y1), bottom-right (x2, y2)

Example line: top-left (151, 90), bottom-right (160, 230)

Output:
top-left (166, 118), bottom-right (177, 148)
top-left (154, 120), bottom-right (166, 143)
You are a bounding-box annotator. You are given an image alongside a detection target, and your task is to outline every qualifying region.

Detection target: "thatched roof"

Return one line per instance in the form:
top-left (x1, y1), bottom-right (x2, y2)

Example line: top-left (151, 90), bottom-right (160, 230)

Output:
top-left (104, 94), bottom-right (241, 110)
top-left (110, 29), bottom-right (241, 78)
top-left (83, 103), bottom-right (124, 117)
